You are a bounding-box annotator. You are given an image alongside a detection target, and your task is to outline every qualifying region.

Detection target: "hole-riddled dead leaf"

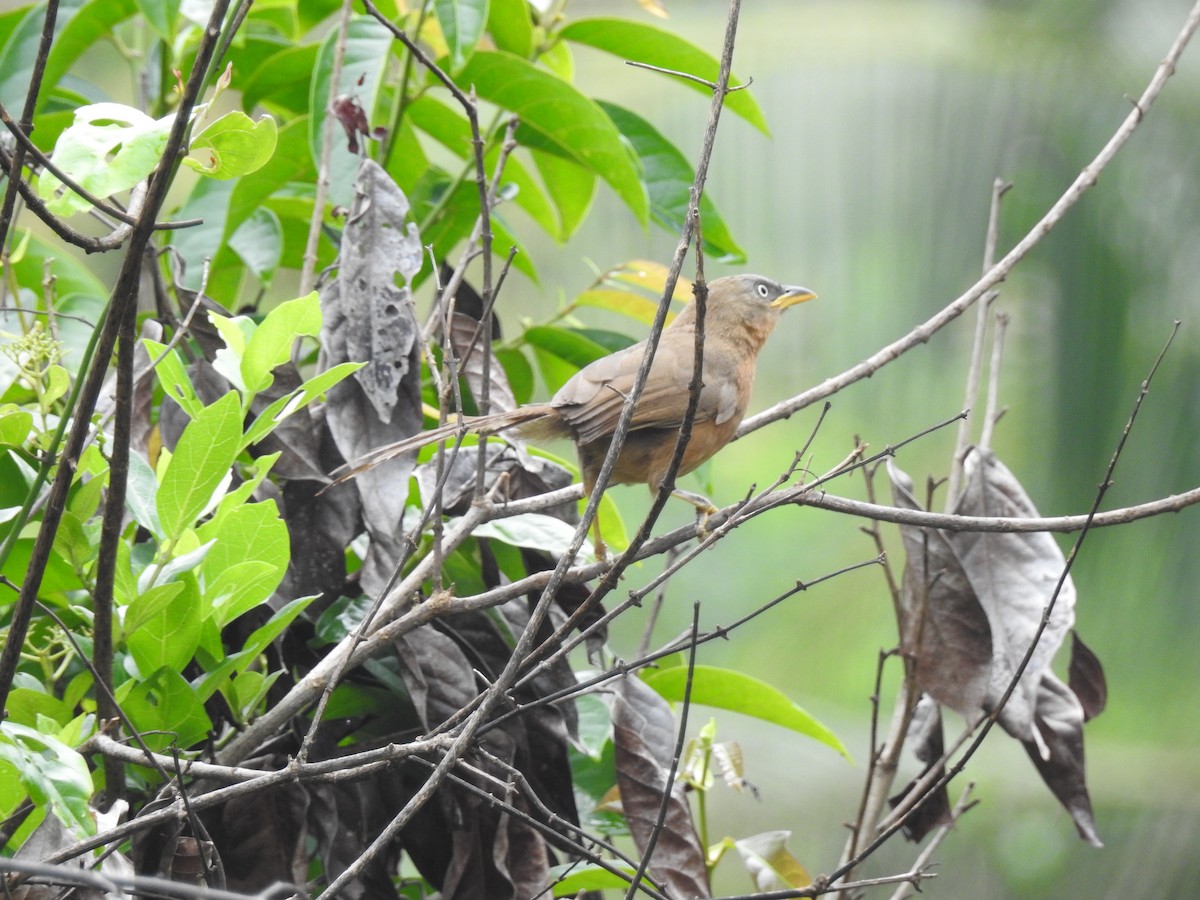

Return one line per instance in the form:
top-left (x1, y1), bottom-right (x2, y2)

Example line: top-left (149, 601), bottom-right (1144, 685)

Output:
top-left (612, 675), bottom-right (711, 899)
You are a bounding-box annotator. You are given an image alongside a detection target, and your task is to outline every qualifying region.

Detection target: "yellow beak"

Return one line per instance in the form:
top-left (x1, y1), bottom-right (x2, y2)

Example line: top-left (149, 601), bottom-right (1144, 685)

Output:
top-left (770, 286), bottom-right (818, 310)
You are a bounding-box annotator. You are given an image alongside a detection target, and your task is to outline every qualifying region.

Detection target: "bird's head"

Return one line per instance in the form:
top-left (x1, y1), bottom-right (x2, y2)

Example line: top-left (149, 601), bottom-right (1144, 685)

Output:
top-left (698, 274), bottom-right (817, 341)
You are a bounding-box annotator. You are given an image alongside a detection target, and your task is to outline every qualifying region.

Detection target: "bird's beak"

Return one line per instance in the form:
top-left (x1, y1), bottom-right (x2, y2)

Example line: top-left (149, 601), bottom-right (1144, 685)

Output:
top-left (770, 286), bottom-right (817, 310)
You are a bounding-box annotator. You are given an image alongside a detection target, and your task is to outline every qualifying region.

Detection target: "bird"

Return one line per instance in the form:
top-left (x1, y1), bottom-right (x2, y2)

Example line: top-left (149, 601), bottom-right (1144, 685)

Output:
top-left (335, 274), bottom-right (815, 547)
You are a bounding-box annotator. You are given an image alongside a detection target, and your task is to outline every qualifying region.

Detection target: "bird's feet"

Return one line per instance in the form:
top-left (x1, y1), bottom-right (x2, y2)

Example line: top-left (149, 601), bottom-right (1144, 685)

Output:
top-left (672, 489), bottom-right (719, 540)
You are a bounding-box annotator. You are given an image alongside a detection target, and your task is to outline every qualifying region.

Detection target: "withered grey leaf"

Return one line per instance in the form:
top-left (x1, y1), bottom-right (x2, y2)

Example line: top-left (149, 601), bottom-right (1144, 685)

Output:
top-left (392, 626), bottom-right (477, 731)
top-left (1021, 672), bottom-right (1103, 847)
top-left (1068, 630), bottom-right (1107, 722)
top-left (955, 447), bottom-right (1076, 747)
top-left (889, 461), bottom-right (993, 721)
top-left (319, 161), bottom-right (425, 596)
top-left (612, 675), bottom-right (711, 899)
top-left (449, 310), bottom-right (516, 414)
top-left (889, 694), bottom-right (953, 842)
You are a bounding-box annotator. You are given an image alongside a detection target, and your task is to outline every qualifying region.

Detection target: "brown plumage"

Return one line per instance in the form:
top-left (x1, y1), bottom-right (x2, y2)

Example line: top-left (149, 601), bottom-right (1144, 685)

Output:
top-left (335, 274), bottom-right (815, 508)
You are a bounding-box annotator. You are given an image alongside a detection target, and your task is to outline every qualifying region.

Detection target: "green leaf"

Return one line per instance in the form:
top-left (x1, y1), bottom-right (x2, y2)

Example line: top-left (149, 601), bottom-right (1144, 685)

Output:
top-left (125, 450), bottom-right (162, 538)
top-left (229, 207), bottom-right (283, 284)
top-left (156, 391), bottom-right (243, 540)
top-left (531, 148), bottom-right (595, 240)
top-left (184, 111), bottom-right (278, 179)
top-left (141, 340), bottom-right (202, 417)
top-left (599, 101), bottom-right (745, 263)
top-left (472, 512), bottom-right (594, 562)
top-left (241, 292), bottom-right (322, 395)
top-left (37, 102), bottom-right (175, 216)
top-left (0, 722), bottom-right (93, 836)
top-left (487, 0), bottom-right (533, 58)
top-left (196, 500), bottom-right (289, 626)
top-left (453, 51), bottom-right (647, 222)
top-left (406, 95), bottom-right (558, 237)
top-left (241, 361), bottom-right (362, 449)
top-left (237, 594), bottom-right (316, 661)
top-left (310, 16), bottom-right (393, 205)
top-left (435, 0), bottom-right (489, 71)
top-left (243, 44), bottom-right (319, 115)
top-left (0, 409), bottom-right (34, 446)
top-left (39, 0), bottom-right (140, 123)
top-left (642, 665), bottom-right (851, 759)
top-left (495, 348), bottom-right (534, 405)
top-left (136, 0), bottom-right (181, 41)
top-left (549, 863), bottom-right (637, 896)
top-left (127, 580), bottom-right (201, 675)
top-left (523, 325), bottom-right (611, 369)
top-left (124, 581), bottom-right (185, 633)
top-left (119, 668), bottom-right (212, 751)
top-left (560, 18), bottom-right (769, 135)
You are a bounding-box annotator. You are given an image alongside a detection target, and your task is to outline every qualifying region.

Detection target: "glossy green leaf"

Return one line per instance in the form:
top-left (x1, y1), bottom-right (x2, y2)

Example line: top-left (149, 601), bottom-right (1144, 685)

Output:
top-left (237, 594), bottom-right (317, 661)
top-left (453, 51), bottom-right (647, 222)
top-left (523, 325), bottom-right (611, 369)
top-left (560, 17), bottom-right (768, 134)
top-left (40, 0), bottom-right (140, 125)
top-left (531, 148), bottom-right (595, 240)
top-left (127, 581), bottom-right (200, 674)
top-left (599, 101), bottom-right (745, 263)
top-left (125, 450), bottom-right (162, 540)
top-left (487, 0), bottom-right (533, 58)
top-left (642, 664), bottom-right (850, 759)
top-left (241, 292), bottom-right (322, 395)
top-left (135, 0), bottom-right (180, 41)
top-left (406, 94), bottom-right (559, 237)
top-left (119, 668), bottom-right (212, 751)
top-left (549, 863), bottom-right (636, 896)
top-left (0, 7), bottom-right (48, 122)
top-left (243, 44), bottom-right (319, 115)
top-left (141, 339), bottom-right (201, 417)
top-left (435, 0), bottom-right (489, 71)
top-left (0, 409), bottom-right (33, 446)
top-left (37, 102), bottom-right (174, 216)
top-left (229, 207), bottom-right (283, 284)
top-left (241, 361), bottom-right (362, 449)
top-left (196, 500), bottom-right (289, 626)
top-left (0, 722), bottom-right (93, 835)
top-left (157, 391), bottom-right (242, 540)
top-left (496, 347), bottom-right (534, 405)
top-left (184, 112), bottom-right (278, 179)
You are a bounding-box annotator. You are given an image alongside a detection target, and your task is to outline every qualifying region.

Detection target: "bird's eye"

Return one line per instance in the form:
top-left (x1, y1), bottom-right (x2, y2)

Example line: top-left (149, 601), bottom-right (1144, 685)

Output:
top-left (756, 283), bottom-right (770, 298)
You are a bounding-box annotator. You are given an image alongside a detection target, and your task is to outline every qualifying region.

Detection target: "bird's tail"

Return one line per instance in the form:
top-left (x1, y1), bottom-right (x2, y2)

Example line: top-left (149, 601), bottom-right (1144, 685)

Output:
top-left (326, 404), bottom-right (556, 487)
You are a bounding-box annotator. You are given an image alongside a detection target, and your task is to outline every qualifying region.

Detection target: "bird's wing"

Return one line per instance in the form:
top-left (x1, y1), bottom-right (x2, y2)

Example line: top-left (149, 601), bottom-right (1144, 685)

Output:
top-left (552, 335), bottom-right (727, 445)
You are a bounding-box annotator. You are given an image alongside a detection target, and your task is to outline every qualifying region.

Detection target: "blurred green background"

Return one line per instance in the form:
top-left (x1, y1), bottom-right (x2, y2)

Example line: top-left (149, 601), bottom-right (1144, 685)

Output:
top-left (516, 1), bottom-right (1200, 896)
top-left (5, 0), bottom-right (1198, 894)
